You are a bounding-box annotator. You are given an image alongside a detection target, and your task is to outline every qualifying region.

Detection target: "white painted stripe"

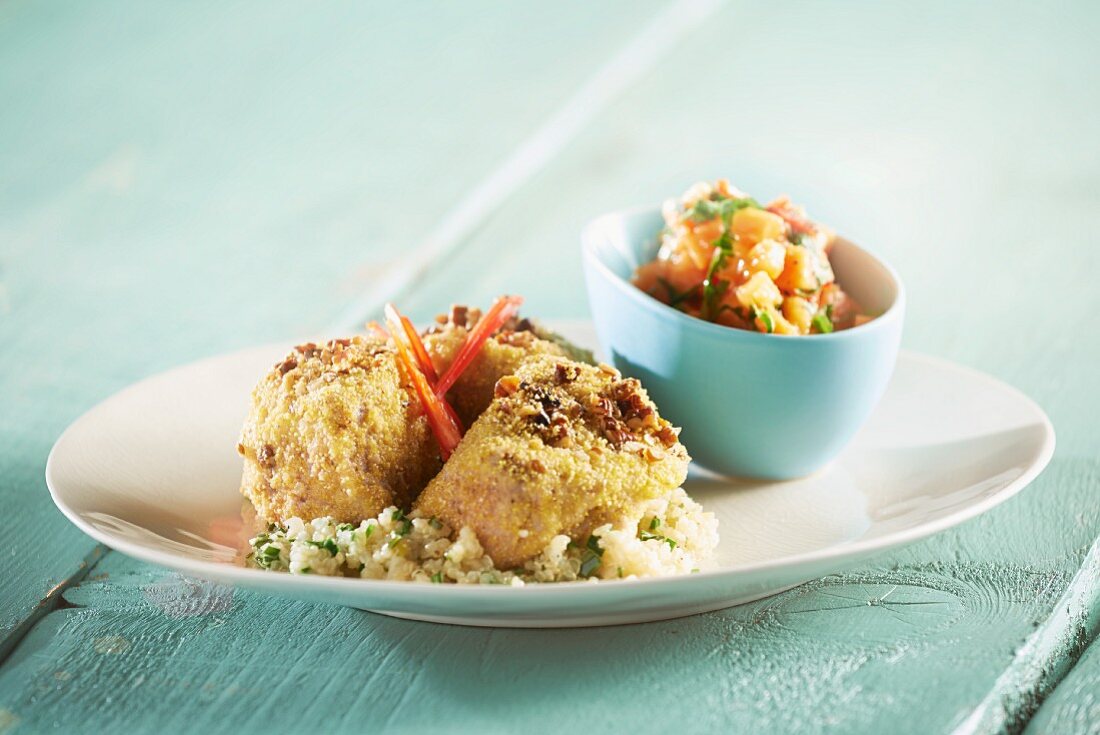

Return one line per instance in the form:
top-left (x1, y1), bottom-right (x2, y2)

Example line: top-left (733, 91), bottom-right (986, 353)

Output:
top-left (326, 0), bottom-right (726, 332)
top-left (950, 534), bottom-right (1100, 735)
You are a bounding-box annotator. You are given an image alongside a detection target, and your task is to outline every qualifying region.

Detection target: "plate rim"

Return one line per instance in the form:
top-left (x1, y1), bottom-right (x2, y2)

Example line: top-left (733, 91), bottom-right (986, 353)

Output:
top-left (45, 345), bottom-right (1056, 600)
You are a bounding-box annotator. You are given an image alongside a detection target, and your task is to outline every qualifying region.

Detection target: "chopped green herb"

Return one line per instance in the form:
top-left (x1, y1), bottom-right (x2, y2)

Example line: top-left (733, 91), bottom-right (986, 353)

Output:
top-left (754, 308), bottom-right (775, 333)
top-left (387, 535), bottom-right (404, 549)
top-left (429, 516), bottom-right (443, 530)
top-left (251, 533), bottom-right (270, 548)
top-left (337, 523), bottom-right (355, 532)
top-left (586, 535), bottom-right (604, 557)
top-left (300, 566), bottom-right (312, 574)
top-left (362, 524), bottom-right (375, 539)
top-left (812, 312), bottom-right (834, 334)
top-left (389, 510), bottom-right (414, 537)
top-left (305, 538), bottom-right (339, 556)
top-left (648, 517), bottom-right (661, 531)
top-left (685, 196), bottom-right (760, 223)
top-left (617, 566), bottom-right (624, 579)
top-left (358, 562), bottom-right (366, 572)
top-left (656, 277), bottom-right (697, 309)
top-left (579, 535), bottom-right (604, 578)
top-left (579, 550), bottom-right (601, 578)
top-left (431, 572), bottom-right (443, 584)
top-left (639, 524), bottom-right (678, 551)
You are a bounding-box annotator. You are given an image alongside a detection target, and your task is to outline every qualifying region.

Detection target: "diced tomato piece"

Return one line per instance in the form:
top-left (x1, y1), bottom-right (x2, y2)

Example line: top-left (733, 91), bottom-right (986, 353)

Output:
top-left (766, 199), bottom-right (816, 235)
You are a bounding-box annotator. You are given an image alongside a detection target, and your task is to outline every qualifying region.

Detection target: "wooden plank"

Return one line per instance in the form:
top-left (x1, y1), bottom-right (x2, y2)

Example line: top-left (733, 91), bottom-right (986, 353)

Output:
top-left (1027, 636), bottom-right (1100, 734)
top-left (2, 1), bottom-right (1098, 733)
top-left (0, 519), bottom-right (1090, 734)
top-left (0, 0), bottom-right (667, 643)
top-left (395, 0), bottom-right (1100, 730)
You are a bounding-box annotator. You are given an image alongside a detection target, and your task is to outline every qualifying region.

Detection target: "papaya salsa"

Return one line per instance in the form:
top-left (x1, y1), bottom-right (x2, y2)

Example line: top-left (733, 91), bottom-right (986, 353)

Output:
top-left (633, 180), bottom-right (871, 335)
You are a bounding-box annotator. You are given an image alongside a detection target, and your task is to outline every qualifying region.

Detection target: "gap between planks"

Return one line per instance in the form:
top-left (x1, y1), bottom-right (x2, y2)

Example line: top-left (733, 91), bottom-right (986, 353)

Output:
top-left (951, 534), bottom-right (1100, 735)
top-left (0, 544), bottom-right (107, 668)
top-left (324, 0), bottom-right (726, 334)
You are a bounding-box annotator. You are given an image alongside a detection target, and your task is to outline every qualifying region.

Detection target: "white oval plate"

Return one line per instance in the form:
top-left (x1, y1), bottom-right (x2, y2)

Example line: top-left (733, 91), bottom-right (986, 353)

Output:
top-left (46, 322), bottom-right (1054, 627)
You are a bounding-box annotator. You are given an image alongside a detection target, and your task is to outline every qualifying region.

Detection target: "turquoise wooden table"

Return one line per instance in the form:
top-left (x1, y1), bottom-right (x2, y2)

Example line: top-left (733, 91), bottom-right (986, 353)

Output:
top-left (2, 2), bottom-right (1098, 733)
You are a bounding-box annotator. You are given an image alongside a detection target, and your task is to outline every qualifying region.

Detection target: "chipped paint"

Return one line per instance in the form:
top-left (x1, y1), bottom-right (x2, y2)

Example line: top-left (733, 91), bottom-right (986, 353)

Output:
top-left (142, 575), bottom-right (234, 619)
top-left (93, 636), bottom-right (131, 655)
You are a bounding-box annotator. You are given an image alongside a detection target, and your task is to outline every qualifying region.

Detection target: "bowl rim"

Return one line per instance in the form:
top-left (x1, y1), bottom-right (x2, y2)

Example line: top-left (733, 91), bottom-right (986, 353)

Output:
top-left (581, 204), bottom-right (906, 343)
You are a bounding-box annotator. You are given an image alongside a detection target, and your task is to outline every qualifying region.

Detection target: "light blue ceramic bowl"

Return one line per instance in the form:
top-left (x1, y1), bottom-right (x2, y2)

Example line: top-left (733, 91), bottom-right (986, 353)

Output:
top-left (581, 206), bottom-right (905, 479)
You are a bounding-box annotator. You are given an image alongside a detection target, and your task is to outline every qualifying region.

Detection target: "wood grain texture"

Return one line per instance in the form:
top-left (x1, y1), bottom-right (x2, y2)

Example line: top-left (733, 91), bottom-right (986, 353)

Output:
top-left (2, 0), bottom-right (1099, 733)
top-left (1027, 634), bottom-right (1100, 734)
top-left (0, 0), bottom-right (665, 642)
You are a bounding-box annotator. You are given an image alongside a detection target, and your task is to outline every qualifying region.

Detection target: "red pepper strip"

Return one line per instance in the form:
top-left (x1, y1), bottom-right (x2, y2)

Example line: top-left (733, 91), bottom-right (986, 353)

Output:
top-left (384, 304), bottom-right (464, 460)
top-left (399, 314), bottom-right (439, 384)
top-left (382, 305), bottom-right (463, 430)
top-left (766, 202), bottom-right (815, 235)
top-left (435, 295), bottom-right (524, 398)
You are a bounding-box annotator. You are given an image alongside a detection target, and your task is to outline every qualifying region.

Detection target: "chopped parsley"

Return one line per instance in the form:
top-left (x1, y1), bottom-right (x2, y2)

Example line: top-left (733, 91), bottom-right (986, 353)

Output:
top-left (656, 277), bottom-right (697, 309)
top-left (431, 572), bottom-right (444, 584)
top-left (754, 308), bottom-right (775, 333)
top-left (255, 544), bottom-right (282, 568)
top-left (390, 509), bottom-right (413, 537)
top-left (639, 518), bottom-right (678, 551)
top-left (337, 523), bottom-right (355, 532)
top-left (305, 538), bottom-right (340, 556)
top-left (579, 535), bottom-right (604, 578)
top-left (685, 195), bottom-right (760, 223)
top-left (700, 236), bottom-right (733, 321)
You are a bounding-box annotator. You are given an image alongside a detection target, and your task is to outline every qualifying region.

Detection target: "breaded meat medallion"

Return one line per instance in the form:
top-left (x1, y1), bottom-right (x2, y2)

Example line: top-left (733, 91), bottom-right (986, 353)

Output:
top-left (414, 355), bottom-right (690, 568)
top-left (238, 337), bottom-right (442, 524)
top-left (423, 305), bottom-right (594, 427)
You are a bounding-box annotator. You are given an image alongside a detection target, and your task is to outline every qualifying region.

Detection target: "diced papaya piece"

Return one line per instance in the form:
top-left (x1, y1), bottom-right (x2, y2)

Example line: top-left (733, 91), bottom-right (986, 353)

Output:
top-left (776, 243), bottom-right (819, 293)
top-left (746, 239), bottom-right (787, 280)
top-left (729, 208), bottom-right (786, 246)
top-left (735, 271), bottom-right (783, 310)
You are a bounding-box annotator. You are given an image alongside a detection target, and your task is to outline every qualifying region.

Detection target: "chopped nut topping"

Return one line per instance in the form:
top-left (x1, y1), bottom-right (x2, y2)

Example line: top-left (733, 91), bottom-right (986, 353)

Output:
top-left (257, 444), bottom-right (276, 467)
top-left (554, 362), bottom-right (580, 384)
top-left (494, 375), bottom-right (522, 398)
top-left (597, 362), bottom-right (621, 378)
top-left (449, 304), bottom-right (469, 328)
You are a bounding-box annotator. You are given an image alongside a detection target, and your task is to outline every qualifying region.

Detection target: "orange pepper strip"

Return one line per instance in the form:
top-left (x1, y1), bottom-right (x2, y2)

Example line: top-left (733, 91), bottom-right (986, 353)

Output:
top-left (434, 295), bottom-right (524, 398)
top-left (384, 304), bottom-right (464, 460)
top-left (399, 314), bottom-right (439, 384)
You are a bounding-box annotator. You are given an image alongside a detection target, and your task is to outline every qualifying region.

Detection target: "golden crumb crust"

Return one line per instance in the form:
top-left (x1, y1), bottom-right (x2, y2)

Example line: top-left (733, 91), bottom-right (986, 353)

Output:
top-left (414, 355), bottom-right (690, 568)
top-left (238, 337), bottom-right (441, 524)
